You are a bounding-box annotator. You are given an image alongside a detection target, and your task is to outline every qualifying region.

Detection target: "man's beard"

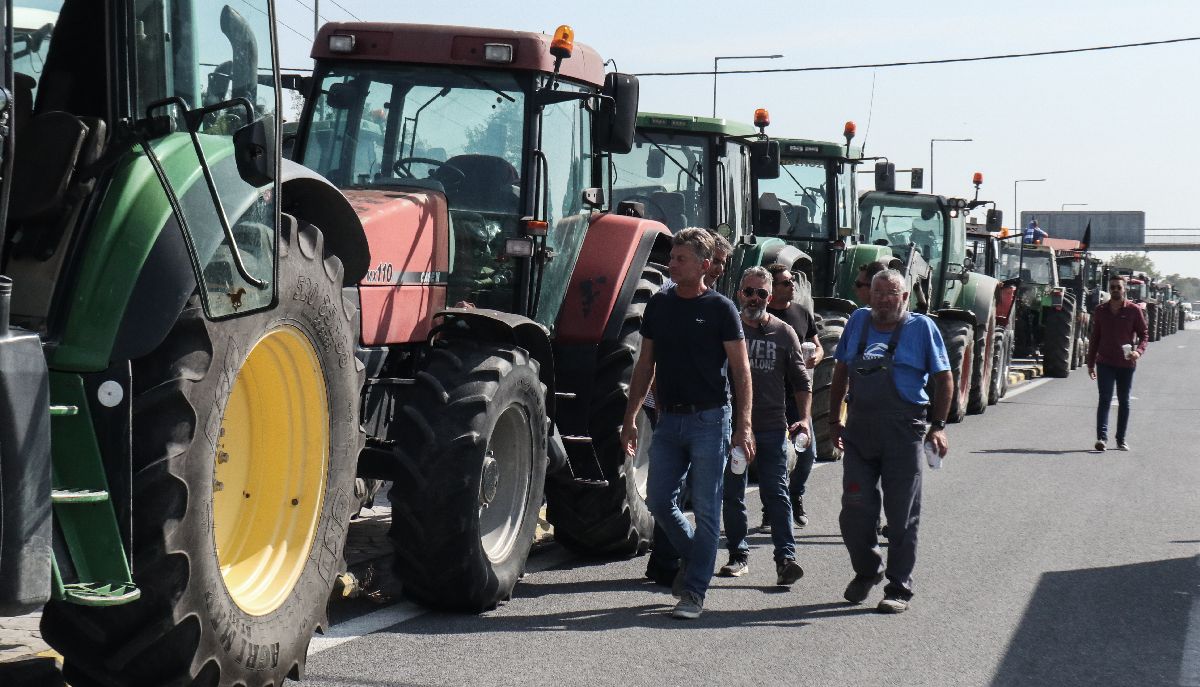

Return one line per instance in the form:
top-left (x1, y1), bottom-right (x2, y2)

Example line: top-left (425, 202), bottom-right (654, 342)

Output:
top-left (741, 304), bottom-right (767, 321)
top-left (871, 303), bottom-right (905, 326)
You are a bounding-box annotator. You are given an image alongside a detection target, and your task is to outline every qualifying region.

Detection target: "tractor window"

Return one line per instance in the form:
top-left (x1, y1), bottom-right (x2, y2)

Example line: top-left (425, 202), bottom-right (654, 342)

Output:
top-left (996, 239), bottom-right (1023, 281)
top-left (11, 1), bottom-right (61, 103)
top-left (721, 139), bottom-right (751, 239)
top-left (1057, 258), bottom-right (1081, 282)
top-left (758, 159), bottom-right (830, 238)
top-left (301, 65), bottom-right (527, 310)
top-left (1022, 253), bottom-right (1053, 285)
top-left (860, 195), bottom-right (947, 276)
top-left (130, 0), bottom-right (281, 318)
top-left (611, 131), bottom-right (708, 233)
top-left (534, 80), bottom-right (594, 327)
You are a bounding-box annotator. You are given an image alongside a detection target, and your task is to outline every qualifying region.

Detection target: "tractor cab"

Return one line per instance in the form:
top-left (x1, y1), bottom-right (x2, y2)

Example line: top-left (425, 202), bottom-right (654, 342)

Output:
top-left (295, 23), bottom-right (639, 326)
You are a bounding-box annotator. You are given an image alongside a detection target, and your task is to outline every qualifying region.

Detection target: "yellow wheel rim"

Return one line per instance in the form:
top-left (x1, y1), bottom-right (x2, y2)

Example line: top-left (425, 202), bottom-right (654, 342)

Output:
top-left (212, 325), bottom-right (329, 616)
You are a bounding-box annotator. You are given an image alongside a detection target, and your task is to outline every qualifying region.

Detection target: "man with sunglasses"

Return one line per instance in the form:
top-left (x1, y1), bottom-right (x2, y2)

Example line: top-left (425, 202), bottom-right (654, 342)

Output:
top-left (622, 228), bottom-right (754, 619)
top-left (719, 266), bottom-right (811, 585)
top-left (764, 264), bottom-right (822, 530)
top-left (1086, 275), bottom-right (1147, 451)
top-left (828, 269), bottom-right (952, 613)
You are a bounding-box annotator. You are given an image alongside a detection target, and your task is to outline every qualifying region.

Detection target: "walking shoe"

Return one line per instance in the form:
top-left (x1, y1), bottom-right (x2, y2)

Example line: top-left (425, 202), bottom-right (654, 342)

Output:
top-left (671, 560), bottom-right (688, 598)
top-left (718, 558), bottom-right (750, 577)
top-left (776, 558), bottom-right (804, 586)
top-left (1094, 440), bottom-right (1106, 451)
top-left (672, 590), bottom-right (704, 619)
top-left (877, 592), bottom-right (911, 614)
top-left (1117, 441), bottom-right (1130, 451)
top-left (843, 572), bottom-right (885, 604)
top-left (759, 513), bottom-right (772, 533)
top-left (792, 496), bottom-right (809, 528)
top-left (645, 560), bottom-right (680, 588)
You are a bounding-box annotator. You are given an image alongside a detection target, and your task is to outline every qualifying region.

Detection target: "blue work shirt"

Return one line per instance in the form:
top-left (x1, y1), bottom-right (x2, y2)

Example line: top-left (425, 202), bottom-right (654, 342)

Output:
top-left (834, 308), bottom-right (951, 405)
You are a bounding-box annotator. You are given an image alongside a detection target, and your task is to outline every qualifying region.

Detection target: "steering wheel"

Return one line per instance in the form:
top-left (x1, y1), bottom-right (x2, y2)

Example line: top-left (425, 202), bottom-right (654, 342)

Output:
top-left (393, 156), bottom-right (447, 178)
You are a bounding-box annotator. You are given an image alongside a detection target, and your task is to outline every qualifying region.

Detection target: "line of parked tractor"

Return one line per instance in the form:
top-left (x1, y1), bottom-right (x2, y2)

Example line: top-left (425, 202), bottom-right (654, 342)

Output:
top-left (0, 7), bottom-right (1192, 687)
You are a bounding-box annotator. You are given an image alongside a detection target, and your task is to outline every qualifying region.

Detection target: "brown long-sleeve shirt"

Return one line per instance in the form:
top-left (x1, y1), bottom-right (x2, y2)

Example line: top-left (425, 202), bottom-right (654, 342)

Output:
top-left (1086, 301), bottom-right (1148, 369)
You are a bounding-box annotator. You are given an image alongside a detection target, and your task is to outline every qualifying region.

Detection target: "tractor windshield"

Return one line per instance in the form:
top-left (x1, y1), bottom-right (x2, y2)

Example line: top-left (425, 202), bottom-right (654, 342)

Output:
top-left (996, 239), bottom-right (1023, 281)
top-left (1127, 280), bottom-right (1148, 301)
top-left (758, 159), bottom-right (831, 238)
top-left (860, 194), bottom-right (948, 276)
top-left (611, 131), bottom-right (708, 233)
top-left (1021, 252), bottom-right (1054, 285)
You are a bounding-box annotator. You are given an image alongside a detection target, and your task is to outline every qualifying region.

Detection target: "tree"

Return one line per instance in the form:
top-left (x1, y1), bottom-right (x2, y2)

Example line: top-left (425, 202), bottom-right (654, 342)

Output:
top-left (1165, 274), bottom-right (1200, 302)
top-left (1107, 252), bottom-right (1159, 279)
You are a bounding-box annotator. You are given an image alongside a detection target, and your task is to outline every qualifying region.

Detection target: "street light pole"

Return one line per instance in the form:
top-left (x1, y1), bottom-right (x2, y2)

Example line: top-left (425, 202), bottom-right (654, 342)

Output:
top-left (1061, 202), bottom-right (1088, 211)
top-left (712, 54), bottom-right (783, 118)
top-left (1014, 178), bottom-right (1047, 236)
top-left (929, 138), bottom-right (972, 193)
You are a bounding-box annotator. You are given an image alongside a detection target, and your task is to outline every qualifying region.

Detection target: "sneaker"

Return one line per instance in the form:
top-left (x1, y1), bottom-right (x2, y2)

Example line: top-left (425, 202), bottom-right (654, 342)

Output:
top-left (792, 496), bottom-right (809, 528)
top-left (877, 592), bottom-right (911, 614)
top-left (776, 558), bottom-right (804, 586)
top-left (671, 560), bottom-right (688, 598)
top-left (1094, 440), bottom-right (1106, 451)
top-left (1117, 441), bottom-right (1130, 451)
top-left (843, 572), bottom-right (885, 604)
top-left (759, 514), bottom-right (772, 534)
top-left (672, 590), bottom-right (704, 619)
top-left (718, 558), bottom-right (750, 577)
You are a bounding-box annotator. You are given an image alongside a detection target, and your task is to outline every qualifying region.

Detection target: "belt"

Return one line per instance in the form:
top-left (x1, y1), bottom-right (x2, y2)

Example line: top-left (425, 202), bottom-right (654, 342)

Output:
top-left (659, 400), bottom-right (725, 415)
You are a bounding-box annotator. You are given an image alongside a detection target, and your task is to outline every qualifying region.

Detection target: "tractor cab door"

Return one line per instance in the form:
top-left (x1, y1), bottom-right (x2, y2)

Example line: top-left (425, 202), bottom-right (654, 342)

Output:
top-left (0, 3), bottom-right (13, 240)
top-left (129, 0), bottom-right (281, 319)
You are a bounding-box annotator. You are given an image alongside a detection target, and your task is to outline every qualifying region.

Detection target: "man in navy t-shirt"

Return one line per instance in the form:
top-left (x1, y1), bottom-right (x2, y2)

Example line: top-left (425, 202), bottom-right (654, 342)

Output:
top-left (622, 228), bottom-right (753, 620)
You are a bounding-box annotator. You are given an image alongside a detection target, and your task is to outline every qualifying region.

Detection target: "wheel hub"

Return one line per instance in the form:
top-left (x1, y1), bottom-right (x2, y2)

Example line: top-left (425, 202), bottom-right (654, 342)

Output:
top-left (479, 452), bottom-right (499, 508)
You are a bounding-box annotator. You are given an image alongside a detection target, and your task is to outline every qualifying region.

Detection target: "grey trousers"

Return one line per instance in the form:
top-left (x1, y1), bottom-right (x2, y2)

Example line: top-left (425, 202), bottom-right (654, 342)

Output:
top-left (838, 411), bottom-right (926, 598)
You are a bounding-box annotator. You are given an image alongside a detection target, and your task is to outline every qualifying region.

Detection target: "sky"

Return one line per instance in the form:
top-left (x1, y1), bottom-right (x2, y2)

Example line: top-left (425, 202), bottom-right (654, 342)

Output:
top-left (274, 0), bottom-right (1200, 277)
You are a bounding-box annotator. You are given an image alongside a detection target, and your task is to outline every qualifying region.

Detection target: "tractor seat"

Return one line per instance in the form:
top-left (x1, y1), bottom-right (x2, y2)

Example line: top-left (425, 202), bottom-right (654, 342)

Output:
top-left (436, 154), bottom-right (520, 213)
top-left (649, 191), bottom-right (687, 232)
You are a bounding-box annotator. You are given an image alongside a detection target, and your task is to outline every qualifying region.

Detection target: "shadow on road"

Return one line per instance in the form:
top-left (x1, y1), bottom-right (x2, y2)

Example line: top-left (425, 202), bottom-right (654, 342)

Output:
top-left (970, 448), bottom-right (1098, 456)
top-left (990, 555), bottom-right (1199, 687)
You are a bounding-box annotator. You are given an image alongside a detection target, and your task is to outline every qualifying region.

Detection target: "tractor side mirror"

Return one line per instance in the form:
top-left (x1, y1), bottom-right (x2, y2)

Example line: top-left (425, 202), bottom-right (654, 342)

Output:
top-left (326, 82), bottom-right (361, 110)
top-left (755, 192), bottom-right (790, 236)
top-left (874, 161), bottom-right (896, 192)
top-left (749, 140), bottom-right (780, 179)
top-left (233, 118), bottom-right (274, 187)
top-left (910, 167), bottom-right (924, 190)
top-left (986, 208), bottom-right (1003, 233)
top-left (596, 72), bottom-right (639, 153)
top-left (646, 148), bottom-right (666, 179)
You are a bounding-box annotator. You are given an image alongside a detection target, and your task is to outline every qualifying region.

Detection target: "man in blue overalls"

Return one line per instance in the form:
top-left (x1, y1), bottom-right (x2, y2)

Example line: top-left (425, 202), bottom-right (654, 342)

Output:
top-left (827, 269), bottom-right (952, 613)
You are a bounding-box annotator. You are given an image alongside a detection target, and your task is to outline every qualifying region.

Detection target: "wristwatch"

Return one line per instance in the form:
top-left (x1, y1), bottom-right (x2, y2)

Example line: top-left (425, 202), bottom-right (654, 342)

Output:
top-left (930, 419), bottom-right (947, 430)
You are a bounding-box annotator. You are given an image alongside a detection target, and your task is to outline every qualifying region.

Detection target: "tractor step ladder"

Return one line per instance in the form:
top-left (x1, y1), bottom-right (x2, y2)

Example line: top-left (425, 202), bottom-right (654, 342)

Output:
top-left (560, 435), bottom-right (610, 488)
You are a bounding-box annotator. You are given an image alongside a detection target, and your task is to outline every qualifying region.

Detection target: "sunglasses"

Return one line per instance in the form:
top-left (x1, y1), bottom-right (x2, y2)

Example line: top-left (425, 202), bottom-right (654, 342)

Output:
top-left (741, 287), bottom-right (770, 299)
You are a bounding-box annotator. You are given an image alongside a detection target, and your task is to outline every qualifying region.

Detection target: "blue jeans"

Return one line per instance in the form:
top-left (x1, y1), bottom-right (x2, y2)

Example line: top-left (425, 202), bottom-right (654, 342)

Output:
top-left (1096, 363), bottom-right (1135, 442)
top-left (646, 405), bottom-right (731, 598)
top-left (724, 429), bottom-right (795, 563)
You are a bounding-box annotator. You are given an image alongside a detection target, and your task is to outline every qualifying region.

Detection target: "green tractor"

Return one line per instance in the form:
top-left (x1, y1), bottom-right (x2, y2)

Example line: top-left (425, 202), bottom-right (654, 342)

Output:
top-left (835, 169), bottom-right (1003, 422)
top-left (1012, 243), bottom-right (1077, 377)
top-left (751, 128), bottom-right (863, 457)
top-left (1, 1), bottom-right (371, 685)
top-left (1055, 248), bottom-right (1105, 369)
top-left (966, 222), bottom-right (1023, 404)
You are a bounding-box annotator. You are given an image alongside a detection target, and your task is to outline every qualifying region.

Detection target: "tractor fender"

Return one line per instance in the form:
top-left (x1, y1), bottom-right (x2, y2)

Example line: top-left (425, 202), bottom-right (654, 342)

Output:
top-left (933, 307), bottom-right (977, 326)
top-left (812, 296), bottom-right (858, 319)
top-left (959, 273), bottom-right (1000, 327)
top-left (279, 159), bottom-right (369, 285)
top-left (556, 213), bottom-right (672, 346)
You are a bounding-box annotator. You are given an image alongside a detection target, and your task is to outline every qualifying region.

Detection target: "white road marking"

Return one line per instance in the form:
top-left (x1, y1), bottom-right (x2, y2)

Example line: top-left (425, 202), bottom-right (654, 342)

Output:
top-left (1001, 377), bottom-right (1052, 399)
top-left (1180, 554), bottom-right (1200, 686)
top-left (307, 547), bottom-right (575, 656)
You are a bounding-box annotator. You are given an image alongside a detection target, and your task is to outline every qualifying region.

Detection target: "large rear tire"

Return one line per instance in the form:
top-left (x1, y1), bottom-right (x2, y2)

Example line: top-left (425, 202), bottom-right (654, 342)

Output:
top-left (999, 328), bottom-right (1014, 399)
top-left (387, 341), bottom-right (547, 612)
top-left (1043, 303), bottom-right (1073, 378)
top-left (967, 310), bottom-right (995, 415)
top-left (1147, 303), bottom-right (1160, 342)
top-left (546, 265), bottom-right (664, 556)
top-left (812, 309), bottom-right (849, 461)
top-left (933, 318), bottom-right (973, 423)
top-left (42, 217), bottom-right (363, 687)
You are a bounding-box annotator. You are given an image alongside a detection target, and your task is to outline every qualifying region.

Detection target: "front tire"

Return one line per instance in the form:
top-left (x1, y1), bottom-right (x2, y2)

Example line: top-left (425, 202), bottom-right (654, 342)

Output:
top-left (387, 341), bottom-right (547, 612)
top-left (967, 310), bottom-right (995, 415)
top-left (1043, 303), bottom-right (1074, 378)
top-left (988, 327), bottom-right (1006, 405)
top-left (42, 217), bottom-right (363, 687)
top-left (812, 310), bottom-right (848, 461)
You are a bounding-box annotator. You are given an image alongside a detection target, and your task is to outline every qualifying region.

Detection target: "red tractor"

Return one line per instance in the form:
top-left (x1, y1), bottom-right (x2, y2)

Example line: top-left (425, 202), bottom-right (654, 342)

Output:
top-left (291, 23), bottom-right (672, 611)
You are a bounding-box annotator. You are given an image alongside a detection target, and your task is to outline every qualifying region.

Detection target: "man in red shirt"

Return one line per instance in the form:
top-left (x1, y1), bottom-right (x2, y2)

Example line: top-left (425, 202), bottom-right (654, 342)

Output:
top-left (1086, 275), bottom-right (1148, 451)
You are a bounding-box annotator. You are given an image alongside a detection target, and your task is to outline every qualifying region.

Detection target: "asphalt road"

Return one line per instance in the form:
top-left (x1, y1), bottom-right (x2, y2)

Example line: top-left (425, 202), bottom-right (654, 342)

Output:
top-left (304, 328), bottom-right (1200, 687)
